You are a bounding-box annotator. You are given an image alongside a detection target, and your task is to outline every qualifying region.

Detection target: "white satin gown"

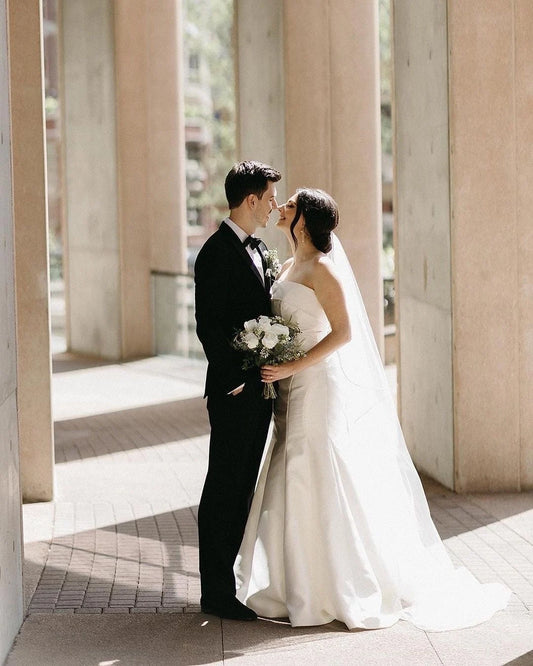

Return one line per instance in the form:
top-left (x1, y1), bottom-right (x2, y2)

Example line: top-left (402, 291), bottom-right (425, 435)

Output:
top-left (235, 279), bottom-right (510, 631)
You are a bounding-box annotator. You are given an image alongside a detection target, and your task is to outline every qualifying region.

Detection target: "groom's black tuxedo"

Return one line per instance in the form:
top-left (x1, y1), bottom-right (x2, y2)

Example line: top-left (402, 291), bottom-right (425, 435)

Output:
top-left (194, 220), bottom-right (273, 606)
top-left (196, 221), bottom-right (272, 396)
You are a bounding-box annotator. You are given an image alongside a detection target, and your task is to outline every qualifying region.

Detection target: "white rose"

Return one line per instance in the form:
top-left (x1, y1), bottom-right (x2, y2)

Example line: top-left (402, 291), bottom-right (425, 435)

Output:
top-left (243, 332), bottom-right (259, 349)
top-left (244, 319), bottom-right (258, 332)
top-left (262, 332), bottom-right (279, 349)
top-left (257, 315), bottom-right (272, 328)
top-left (270, 323), bottom-right (289, 337)
top-left (258, 323), bottom-right (273, 336)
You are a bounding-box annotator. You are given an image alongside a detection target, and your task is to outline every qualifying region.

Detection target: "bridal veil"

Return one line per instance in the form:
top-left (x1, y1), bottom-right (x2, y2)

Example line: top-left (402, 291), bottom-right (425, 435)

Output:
top-left (319, 234), bottom-right (510, 630)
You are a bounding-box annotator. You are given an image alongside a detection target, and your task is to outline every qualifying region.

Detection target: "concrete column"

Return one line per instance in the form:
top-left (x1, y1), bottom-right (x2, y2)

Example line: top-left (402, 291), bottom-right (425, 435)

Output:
top-left (145, 1), bottom-right (188, 276)
top-left (393, 0), bottom-right (454, 489)
top-left (62, 0), bottom-right (122, 359)
top-left (515, 0), bottom-right (533, 489)
top-left (283, 0), bottom-right (384, 348)
top-left (62, 0), bottom-right (187, 359)
top-left (234, 0), bottom-right (287, 251)
top-left (394, 0), bottom-right (533, 491)
top-left (0, 0), bottom-right (24, 659)
top-left (114, 0), bottom-right (187, 358)
top-left (114, 1), bottom-right (152, 358)
top-left (9, 0), bottom-right (54, 501)
top-left (235, 1), bottom-right (383, 345)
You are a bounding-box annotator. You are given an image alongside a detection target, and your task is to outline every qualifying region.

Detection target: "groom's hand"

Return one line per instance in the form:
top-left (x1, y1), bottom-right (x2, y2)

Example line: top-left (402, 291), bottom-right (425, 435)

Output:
top-left (229, 384), bottom-right (245, 396)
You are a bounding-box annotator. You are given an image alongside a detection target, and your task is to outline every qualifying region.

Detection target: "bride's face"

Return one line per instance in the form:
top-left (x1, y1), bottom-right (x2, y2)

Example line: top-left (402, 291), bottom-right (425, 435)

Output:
top-left (277, 194), bottom-right (301, 236)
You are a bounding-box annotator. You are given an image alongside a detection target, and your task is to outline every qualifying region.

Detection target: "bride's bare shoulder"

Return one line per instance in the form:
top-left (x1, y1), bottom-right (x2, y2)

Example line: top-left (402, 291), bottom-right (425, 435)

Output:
top-left (314, 255), bottom-right (340, 279)
top-left (310, 256), bottom-right (344, 295)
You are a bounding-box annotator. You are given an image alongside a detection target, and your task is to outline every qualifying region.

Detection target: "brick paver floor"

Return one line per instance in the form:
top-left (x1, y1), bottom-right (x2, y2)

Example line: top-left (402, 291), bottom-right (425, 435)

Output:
top-left (22, 355), bottom-right (533, 620)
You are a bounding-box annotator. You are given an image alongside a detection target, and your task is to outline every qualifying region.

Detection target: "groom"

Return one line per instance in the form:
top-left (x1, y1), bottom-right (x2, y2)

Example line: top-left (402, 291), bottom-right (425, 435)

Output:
top-left (194, 160), bottom-right (281, 620)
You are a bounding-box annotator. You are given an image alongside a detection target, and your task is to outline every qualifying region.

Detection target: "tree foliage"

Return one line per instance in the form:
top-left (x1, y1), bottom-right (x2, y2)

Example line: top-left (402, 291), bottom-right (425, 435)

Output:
top-left (184, 0), bottom-right (236, 212)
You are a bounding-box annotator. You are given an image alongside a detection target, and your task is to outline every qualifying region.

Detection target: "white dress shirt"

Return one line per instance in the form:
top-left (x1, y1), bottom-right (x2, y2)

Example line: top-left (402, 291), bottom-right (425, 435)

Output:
top-left (224, 218), bottom-right (264, 284)
top-left (223, 218), bottom-right (264, 394)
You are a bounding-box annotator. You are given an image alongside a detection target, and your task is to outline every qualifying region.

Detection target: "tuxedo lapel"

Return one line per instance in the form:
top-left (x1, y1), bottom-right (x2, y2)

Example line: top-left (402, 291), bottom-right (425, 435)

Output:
top-left (258, 240), bottom-right (272, 294)
top-left (219, 222), bottom-right (266, 289)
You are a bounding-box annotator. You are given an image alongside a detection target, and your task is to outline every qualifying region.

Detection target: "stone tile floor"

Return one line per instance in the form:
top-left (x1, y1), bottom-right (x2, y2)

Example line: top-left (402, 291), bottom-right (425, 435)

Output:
top-left (13, 354), bottom-right (533, 665)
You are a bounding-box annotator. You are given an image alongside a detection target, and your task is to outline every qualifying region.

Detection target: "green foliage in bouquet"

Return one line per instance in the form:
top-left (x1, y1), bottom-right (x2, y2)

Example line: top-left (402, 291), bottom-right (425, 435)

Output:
top-left (232, 315), bottom-right (306, 398)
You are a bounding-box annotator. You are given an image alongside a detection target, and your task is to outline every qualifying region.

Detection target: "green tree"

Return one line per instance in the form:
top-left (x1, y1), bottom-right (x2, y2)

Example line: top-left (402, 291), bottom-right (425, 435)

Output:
top-left (379, 0), bottom-right (392, 156)
top-left (184, 0), bottom-right (236, 213)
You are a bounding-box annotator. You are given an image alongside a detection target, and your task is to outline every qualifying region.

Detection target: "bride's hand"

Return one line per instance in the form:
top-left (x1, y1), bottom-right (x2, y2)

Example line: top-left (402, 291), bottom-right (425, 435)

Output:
top-left (261, 363), bottom-right (295, 382)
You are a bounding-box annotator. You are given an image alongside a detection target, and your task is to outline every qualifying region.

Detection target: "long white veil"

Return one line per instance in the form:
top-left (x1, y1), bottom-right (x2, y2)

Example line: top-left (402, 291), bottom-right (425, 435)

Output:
top-left (326, 233), bottom-right (510, 630)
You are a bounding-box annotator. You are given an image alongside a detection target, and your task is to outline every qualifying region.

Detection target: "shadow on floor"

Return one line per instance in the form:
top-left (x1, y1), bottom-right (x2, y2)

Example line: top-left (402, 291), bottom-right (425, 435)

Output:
top-left (55, 396), bottom-right (210, 462)
top-left (504, 651), bottom-right (533, 665)
top-left (25, 506), bottom-right (201, 616)
top-left (52, 352), bottom-right (119, 374)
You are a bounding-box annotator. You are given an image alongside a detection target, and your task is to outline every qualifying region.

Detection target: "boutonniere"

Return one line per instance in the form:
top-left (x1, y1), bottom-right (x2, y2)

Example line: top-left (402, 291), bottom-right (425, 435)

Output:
top-left (263, 248), bottom-right (282, 280)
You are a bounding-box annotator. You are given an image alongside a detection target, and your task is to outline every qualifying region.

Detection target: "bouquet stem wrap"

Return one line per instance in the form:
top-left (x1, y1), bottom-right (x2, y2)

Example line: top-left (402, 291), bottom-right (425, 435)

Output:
top-left (263, 381), bottom-right (277, 400)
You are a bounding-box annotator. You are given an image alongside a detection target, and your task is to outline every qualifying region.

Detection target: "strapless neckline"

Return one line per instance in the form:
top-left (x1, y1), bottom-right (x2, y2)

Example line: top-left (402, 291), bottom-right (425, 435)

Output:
top-left (274, 280), bottom-right (317, 299)
top-left (277, 279), bottom-right (314, 292)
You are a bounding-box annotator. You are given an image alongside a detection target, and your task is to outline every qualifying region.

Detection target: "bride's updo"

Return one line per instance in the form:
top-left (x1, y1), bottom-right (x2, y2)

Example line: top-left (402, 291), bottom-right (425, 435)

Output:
top-left (290, 188), bottom-right (339, 253)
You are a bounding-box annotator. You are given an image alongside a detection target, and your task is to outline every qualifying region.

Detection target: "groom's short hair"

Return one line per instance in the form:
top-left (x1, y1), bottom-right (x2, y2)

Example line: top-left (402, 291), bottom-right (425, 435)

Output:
top-left (225, 161), bottom-right (281, 209)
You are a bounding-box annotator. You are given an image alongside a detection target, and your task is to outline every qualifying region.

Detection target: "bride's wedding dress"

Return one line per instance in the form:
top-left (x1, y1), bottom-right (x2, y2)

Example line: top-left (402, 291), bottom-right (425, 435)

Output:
top-left (235, 242), bottom-right (509, 631)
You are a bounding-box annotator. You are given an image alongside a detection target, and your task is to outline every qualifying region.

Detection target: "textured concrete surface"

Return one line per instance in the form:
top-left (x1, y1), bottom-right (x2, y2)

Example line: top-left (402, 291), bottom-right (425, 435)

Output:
top-left (0, 2), bottom-right (24, 661)
top-left (394, 0), bottom-right (533, 493)
top-left (6, 615), bottom-right (223, 666)
top-left (6, 355), bottom-right (533, 665)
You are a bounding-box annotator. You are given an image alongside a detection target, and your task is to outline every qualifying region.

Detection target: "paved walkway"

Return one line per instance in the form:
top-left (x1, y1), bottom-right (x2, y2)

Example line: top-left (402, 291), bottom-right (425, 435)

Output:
top-left (7, 355), bottom-right (533, 665)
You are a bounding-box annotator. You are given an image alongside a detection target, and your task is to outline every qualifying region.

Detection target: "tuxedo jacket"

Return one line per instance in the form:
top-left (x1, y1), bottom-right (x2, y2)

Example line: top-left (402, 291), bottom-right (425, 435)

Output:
top-left (194, 221), bottom-right (272, 397)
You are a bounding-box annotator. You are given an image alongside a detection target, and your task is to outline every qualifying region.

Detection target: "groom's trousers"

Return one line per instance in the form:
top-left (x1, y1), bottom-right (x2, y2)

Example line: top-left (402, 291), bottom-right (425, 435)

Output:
top-left (198, 380), bottom-right (272, 604)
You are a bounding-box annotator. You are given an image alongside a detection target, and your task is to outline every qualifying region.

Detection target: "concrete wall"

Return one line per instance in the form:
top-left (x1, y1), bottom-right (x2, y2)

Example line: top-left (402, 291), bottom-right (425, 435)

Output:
top-left (448, 0), bottom-right (533, 491)
top-left (0, 0), bottom-right (24, 659)
top-left (395, 0), bottom-right (533, 491)
top-left (393, 0), bottom-right (454, 488)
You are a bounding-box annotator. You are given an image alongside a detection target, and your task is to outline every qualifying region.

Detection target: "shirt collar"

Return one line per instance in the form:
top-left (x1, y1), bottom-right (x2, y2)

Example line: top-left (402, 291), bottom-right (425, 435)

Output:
top-left (224, 217), bottom-right (251, 244)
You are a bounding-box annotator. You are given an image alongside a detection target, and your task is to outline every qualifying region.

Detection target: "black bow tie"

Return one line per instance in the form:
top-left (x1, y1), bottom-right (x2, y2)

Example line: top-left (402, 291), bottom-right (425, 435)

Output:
top-left (243, 235), bottom-right (262, 251)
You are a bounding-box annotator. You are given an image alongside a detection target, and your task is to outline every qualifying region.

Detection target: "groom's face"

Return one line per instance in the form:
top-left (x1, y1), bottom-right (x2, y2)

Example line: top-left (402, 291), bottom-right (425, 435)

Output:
top-left (253, 181), bottom-right (278, 229)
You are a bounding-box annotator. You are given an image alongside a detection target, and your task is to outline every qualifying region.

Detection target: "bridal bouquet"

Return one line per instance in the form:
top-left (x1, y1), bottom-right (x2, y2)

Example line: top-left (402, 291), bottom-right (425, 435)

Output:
top-left (232, 315), bottom-right (305, 399)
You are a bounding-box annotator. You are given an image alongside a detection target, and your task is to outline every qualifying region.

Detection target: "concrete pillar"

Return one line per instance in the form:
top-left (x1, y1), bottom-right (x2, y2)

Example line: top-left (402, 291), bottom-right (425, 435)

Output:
top-left (62, 0), bottom-right (122, 359)
top-left (0, 0), bottom-right (24, 659)
top-left (9, 0), bottom-right (54, 501)
top-left (515, 1), bottom-right (533, 490)
top-left (114, 0), bottom-right (187, 358)
top-left (283, 0), bottom-right (384, 348)
top-left (144, 1), bottom-right (188, 276)
top-left (394, 0), bottom-right (533, 491)
top-left (234, 0), bottom-right (287, 251)
top-left (62, 0), bottom-right (187, 360)
top-left (235, 0), bottom-right (383, 348)
top-left (393, 0), bottom-right (454, 489)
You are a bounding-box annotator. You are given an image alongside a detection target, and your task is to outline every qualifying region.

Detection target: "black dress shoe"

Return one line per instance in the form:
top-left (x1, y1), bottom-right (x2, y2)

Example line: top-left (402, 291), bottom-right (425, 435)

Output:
top-left (201, 597), bottom-right (257, 621)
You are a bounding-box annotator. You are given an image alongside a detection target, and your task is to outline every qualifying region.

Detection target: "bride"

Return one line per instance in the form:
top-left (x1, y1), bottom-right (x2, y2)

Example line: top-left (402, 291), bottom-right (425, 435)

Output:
top-left (234, 188), bottom-right (510, 631)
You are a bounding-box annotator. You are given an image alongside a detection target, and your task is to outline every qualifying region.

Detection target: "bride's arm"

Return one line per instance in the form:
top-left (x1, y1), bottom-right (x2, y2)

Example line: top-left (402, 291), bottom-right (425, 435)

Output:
top-left (261, 259), bottom-right (351, 382)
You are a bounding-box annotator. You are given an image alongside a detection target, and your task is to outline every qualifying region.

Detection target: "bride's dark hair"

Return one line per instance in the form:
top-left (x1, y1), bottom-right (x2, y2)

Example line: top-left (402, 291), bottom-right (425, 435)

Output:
top-left (290, 188), bottom-right (339, 253)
